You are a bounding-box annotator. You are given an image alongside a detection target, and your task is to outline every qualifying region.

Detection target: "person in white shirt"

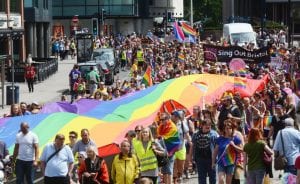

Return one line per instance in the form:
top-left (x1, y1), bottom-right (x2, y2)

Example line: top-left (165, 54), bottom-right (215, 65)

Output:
top-left (12, 122), bottom-right (39, 184)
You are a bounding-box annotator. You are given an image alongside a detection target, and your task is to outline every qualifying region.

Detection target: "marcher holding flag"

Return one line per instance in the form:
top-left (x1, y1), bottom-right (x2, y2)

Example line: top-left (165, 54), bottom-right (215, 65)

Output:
top-left (212, 119), bottom-right (243, 184)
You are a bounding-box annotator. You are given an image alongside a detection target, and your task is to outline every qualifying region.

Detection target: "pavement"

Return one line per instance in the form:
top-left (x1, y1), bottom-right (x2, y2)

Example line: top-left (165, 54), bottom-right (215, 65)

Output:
top-left (0, 57), bottom-right (76, 117)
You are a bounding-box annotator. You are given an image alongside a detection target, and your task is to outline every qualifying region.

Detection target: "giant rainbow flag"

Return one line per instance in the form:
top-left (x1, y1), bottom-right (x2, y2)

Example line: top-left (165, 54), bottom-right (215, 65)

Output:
top-left (0, 74), bottom-right (266, 154)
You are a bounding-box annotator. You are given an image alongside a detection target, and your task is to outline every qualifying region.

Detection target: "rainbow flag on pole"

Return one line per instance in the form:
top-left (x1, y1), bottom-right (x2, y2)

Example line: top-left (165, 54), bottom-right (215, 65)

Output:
top-left (234, 77), bottom-right (247, 89)
top-left (192, 81), bottom-right (208, 93)
top-left (157, 120), bottom-right (181, 156)
top-left (181, 22), bottom-right (197, 36)
top-left (173, 21), bottom-right (185, 42)
top-left (221, 145), bottom-right (236, 166)
top-left (142, 66), bottom-right (153, 87)
top-left (263, 116), bottom-right (272, 127)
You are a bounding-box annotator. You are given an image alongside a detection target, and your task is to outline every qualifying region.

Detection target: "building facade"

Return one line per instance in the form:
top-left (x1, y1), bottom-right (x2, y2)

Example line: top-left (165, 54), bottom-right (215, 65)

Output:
top-left (223, 0), bottom-right (300, 34)
top-left (52, 0), bottom-right (183, 36)
top-left (24, 0), bottom-right (52, 58)
top-left (0, 0), bottom-right (25, 62)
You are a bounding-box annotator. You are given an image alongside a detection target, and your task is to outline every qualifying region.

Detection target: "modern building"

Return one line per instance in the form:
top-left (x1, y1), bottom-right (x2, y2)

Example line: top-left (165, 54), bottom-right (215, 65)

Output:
top-left (0, 0), bottom-right (25, 62)
top-left (52, 0), bottom-right (184, 37)
top-left (223, 0), bottom-right (300, 34)
top-left (24, 0), bottom-right (52, 58)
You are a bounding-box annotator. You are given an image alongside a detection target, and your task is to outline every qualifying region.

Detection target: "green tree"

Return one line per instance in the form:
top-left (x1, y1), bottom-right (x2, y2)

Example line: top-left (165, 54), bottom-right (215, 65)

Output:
top-left (184, 0), bottom-right (222, 27)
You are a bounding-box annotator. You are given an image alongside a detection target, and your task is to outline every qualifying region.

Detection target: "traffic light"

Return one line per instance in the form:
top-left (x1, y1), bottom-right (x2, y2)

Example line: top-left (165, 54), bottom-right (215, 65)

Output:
top-left (92, 18), bottom-right (98, 36)
top-left (167, 11), bottom-right (172, 22)
top-left (101, 9), bottom-right (107, 23)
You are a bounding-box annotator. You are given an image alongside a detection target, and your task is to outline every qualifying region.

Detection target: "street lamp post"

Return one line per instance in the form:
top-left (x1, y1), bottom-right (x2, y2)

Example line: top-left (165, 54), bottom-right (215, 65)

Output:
top-left (8, 27), bottom-right (15, 104)
top-left (190, 0), bottom-right (193, 26)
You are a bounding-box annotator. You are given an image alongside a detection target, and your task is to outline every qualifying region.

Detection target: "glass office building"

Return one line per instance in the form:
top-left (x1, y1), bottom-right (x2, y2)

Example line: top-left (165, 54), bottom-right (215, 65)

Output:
top-left (52, 0), bottom-right (183, 36)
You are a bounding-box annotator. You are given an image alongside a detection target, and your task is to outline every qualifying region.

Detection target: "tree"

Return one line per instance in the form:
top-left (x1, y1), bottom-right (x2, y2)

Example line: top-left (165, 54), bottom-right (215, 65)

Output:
top-left (184, 0), bottom-right (222, 27)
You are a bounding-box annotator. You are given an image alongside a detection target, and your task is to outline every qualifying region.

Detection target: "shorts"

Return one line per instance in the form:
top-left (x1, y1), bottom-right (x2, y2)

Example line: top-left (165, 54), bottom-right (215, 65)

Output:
top-left (174, 146), bottom-right (186, 160)
top-left (161, 155), bottom-right (175, 175)
top-left (218, 164), bottom-right (235, 175)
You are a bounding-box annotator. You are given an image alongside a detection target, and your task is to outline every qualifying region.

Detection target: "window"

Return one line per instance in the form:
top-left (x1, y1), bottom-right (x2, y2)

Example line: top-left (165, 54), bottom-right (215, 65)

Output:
top-left (86, 0), bottom-right (98, 5)
top-left (0, 0), bottom-right (6, 11)
top-left (63, 0), bottom-right (84, 6)
top-left (52, 0), bottom-right (61, 6)
top-left (10, 0), bottom-right (21, 13)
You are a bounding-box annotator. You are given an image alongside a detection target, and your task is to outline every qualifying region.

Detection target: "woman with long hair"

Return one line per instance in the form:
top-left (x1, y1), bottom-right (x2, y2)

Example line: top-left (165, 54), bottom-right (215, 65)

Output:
top-left (132, 127), bottom-right (165, 184)
top-left (244, 128), bottom-right (273, 184)
top-left (212, 119), bottom-right (243, 184)
top-left (111, 140), bottom-right (139, 184)
top-left (78, 145), bottom-right (109, 184)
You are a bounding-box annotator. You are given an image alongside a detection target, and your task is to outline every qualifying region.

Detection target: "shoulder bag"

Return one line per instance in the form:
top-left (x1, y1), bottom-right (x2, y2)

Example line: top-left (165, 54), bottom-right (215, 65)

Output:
top-left (46, 145), bottom-right (63, 164)
top-left (274, 131), bottom-right (287, 170)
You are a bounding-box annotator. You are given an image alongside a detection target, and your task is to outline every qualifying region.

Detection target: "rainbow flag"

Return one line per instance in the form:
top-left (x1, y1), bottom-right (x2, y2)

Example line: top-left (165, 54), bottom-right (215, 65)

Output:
top-left (142, 66), bottom-right (153, 87)
top-left (221, 145), bottom-right (236, 166)
top-left (234, 77), bottom-right (247, 89)
top-left (173, 21), bottom-right (185, 42)
top-left (157, 120), bottom-right (181, 156)
top-left (263, 116), bottom-right (272, 127)
top-left (192, 81), bottom-right (208, 93)
top-left (181, 22), bottom-right (197, 36)
top-left (178, 53), bottom-right (185, 62)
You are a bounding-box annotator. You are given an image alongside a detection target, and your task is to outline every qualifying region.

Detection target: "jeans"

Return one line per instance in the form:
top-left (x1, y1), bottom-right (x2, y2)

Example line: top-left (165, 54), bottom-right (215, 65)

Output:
top-left (27, 78), bottom-right (34, 92)
top-left (44, 176), bottom-right (70, 184)
top-left (196, 158), bottom-right (216, 184)
top-left (284, 165), bottom-right (297, 175)
top-left (247, 169), bottom-right (265, 184)
top-left (15, 159), bottom-right (34, 184)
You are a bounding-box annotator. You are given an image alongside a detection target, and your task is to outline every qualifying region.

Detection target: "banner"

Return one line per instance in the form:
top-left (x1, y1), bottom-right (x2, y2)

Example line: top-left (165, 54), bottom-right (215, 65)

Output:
top-left (203, 44), bottom-right (270, 63)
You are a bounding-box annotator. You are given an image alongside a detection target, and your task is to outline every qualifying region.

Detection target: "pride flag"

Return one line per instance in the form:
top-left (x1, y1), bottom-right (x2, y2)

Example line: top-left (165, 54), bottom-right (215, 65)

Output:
top-left (178, 53), bottom-right (185, 62)
top-left (173, 21), bottom-right (185, 42)
top-left (221, 145), bottom-right (236, 166)
top-left (263, 116), bottom-right (272, 127)
top-left (192, 81), bottom-right (208, 93)
top-left (234, 77), bottom-right (247, 89)
top-left (181, 22), bottom-right (197, 36)
top-left (157, 120), bottom-right (181, 156)
top-left (142, 66), bottom-right (153, 87)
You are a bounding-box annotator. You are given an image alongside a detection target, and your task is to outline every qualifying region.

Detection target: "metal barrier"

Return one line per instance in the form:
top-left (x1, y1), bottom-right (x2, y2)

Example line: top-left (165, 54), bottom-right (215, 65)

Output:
top-left (6, 58), bottom-right (58, 82)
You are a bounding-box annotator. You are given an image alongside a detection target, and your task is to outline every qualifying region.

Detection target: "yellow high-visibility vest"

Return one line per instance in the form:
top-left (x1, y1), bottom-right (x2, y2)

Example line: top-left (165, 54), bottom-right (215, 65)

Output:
top-left (136, 51), bottom-right (144, 62)
top-left (133, 140), bottom-right (157, 172)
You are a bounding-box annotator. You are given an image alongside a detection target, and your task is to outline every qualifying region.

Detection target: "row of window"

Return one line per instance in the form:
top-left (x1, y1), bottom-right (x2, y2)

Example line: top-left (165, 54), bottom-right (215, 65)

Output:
top-left (53, 5), bottom-right (137, 17)
top-left (53, 0), bottom-right (135, 6)
top-left (150, 12), bottom-right (182, 16)
top-left (0, 0), bottom-right (21, 13)
top-left (24, 0), bottom-right (49, 9)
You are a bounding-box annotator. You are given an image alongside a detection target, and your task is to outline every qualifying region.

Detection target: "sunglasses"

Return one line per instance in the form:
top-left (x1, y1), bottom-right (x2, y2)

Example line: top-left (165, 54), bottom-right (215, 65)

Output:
top-left (135, 130), bottom-right (141, 132)
top-left (69, 136), bottom-right (77, 139)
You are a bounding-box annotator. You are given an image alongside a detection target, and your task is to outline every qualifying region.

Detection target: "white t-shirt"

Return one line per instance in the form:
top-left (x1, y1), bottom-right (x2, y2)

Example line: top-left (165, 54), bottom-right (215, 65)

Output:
top-left (16, 131), bottom-right (39, 161)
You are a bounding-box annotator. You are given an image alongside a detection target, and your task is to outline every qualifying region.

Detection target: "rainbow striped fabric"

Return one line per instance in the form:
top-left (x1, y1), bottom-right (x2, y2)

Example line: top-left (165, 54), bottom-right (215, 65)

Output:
top-left (181, 22), bottom-right (197, 36)
top-left (173, 21), bottom-right (185, 42)
top-left (192, 81), bottom-right (208, 93)
top-left (178, 53), bottom-right (185, 62)
top-left (221, 145), bottom-right (236, 166)
top-left (142, 66), bottom-right (153, 87)
top-left (157, 120), bottom-right (181, 156)
top-left (263, 116), bottom-right (272, 127)
top-left (234, 77), bottom-right (247, 89)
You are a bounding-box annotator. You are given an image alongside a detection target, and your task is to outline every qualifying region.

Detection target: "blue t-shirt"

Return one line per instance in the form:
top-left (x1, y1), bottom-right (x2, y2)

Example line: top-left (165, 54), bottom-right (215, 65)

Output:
top-left (69, 69), bottom-right (81, 85)
top-left (216, 136), bottom-right (241, 166)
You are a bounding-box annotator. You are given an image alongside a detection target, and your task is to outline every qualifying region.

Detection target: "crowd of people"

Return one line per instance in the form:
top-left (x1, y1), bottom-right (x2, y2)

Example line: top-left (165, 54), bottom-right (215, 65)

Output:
top-left (1, 29), bottom-right (300, 184)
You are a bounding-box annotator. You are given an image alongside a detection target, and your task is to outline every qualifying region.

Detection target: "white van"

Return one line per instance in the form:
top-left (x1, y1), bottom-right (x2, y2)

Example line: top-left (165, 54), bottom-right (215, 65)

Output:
top-left (223, 23), bottom-right (257, 47)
